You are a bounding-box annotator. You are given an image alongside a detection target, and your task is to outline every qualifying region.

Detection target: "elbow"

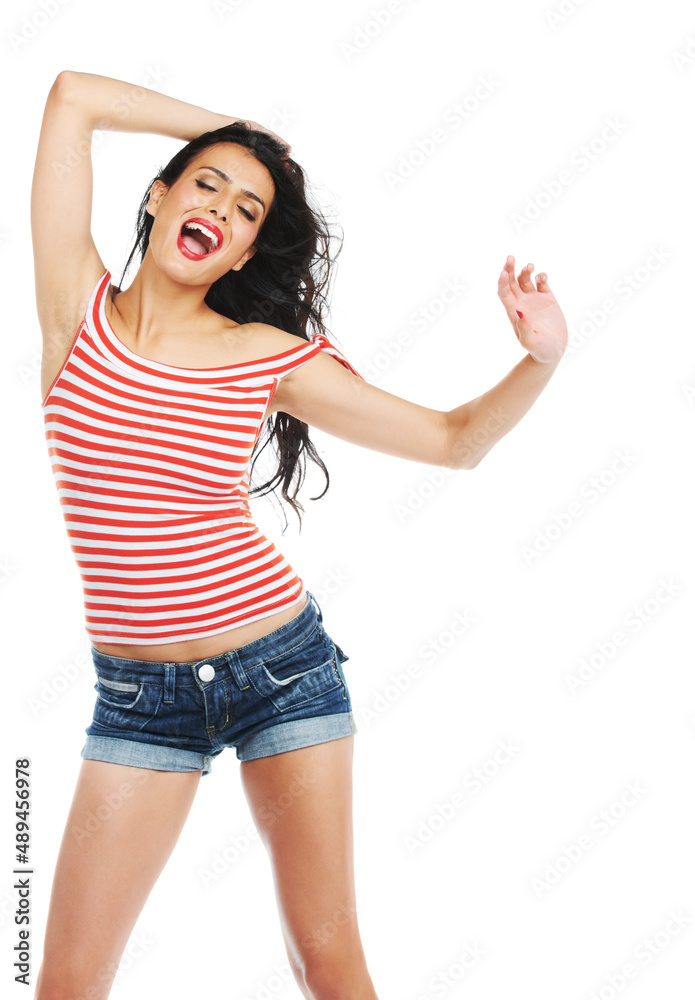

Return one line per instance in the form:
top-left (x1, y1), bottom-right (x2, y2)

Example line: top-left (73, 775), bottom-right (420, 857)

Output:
top-left (443, 410), bottom-right (481, 471)
top-left (444, 434), bottom-right (482, 471)
top-left (442, 451), bottom-right (480, 471)
top-left (50, 70), bottom-right (80, 105)
top-left (459, 452), bottom-right (482, 470)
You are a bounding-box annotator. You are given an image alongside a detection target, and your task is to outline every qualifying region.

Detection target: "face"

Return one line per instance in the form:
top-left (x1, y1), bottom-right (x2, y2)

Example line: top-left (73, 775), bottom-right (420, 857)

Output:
top-left (145, 143), bottom-right (276, 282)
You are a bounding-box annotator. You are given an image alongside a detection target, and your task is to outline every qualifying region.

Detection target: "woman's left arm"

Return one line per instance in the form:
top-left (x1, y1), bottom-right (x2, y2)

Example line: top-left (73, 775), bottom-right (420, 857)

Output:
top-left (274, 255), bottom-right (568, 470)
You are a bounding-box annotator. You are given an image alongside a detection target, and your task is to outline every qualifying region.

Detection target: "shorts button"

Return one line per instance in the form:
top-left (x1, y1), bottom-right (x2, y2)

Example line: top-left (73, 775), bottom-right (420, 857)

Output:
top-left (198, 663), bottom-right (216, 682)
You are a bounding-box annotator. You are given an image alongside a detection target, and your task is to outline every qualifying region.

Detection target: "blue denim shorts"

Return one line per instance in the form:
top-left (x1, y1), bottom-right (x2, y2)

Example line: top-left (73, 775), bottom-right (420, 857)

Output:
top-left (81, 592), bottom-right (356, 777)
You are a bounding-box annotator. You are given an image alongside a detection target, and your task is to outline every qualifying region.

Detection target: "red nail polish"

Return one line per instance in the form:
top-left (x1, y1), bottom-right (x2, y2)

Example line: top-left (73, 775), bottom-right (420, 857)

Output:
top-left (516, 310), bottom-right (524, 319)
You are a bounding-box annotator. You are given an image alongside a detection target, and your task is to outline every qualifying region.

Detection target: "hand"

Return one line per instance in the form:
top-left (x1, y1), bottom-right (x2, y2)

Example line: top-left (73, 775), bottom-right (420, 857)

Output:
top-left (497, 255), bottom-right (568, 364)
top-left (232, 117), bottom-right (292, 156)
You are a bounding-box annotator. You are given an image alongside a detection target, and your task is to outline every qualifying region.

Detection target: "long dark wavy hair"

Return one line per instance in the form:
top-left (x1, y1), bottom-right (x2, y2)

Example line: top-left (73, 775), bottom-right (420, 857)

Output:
top-left (118, 122), bottom-right (345, 533)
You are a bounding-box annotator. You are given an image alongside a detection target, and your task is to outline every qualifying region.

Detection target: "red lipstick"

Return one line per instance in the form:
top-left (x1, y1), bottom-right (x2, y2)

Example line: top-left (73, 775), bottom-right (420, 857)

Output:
top-left (177, 217), bottom-right (224, 260)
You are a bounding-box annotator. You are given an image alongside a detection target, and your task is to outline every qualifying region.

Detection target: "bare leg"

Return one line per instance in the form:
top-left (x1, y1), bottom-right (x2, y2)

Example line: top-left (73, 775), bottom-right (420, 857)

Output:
top-left (240, 736), bottom-right (379, 1000)
top-left (34, 759), bottom-right (201, 1000)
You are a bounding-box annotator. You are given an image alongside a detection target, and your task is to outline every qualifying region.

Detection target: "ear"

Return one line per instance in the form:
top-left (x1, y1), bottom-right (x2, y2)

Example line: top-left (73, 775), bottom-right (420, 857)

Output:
top-left (146, 179), bottom-right (169, 218)
top-left (231, 245), bottom-right (257, 271)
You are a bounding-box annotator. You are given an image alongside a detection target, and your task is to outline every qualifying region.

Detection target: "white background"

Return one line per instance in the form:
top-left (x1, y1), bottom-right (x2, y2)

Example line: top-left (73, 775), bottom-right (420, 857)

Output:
top-left (2, 0), bottom-right (695, 997)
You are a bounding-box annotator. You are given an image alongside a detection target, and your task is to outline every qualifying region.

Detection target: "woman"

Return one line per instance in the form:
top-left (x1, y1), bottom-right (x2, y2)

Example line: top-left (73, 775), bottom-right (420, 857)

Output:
top-left (32, 71), bottom-right (568, 999)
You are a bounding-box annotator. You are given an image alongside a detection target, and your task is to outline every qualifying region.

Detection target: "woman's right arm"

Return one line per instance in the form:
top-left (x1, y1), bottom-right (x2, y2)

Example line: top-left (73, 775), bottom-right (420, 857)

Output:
top-left (31, 70), bottom-right (289, 360)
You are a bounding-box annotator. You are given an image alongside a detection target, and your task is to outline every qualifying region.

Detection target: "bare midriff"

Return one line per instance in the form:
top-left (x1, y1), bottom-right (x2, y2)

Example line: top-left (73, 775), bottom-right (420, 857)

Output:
top-left (90, 594), bottom-right (308, 663)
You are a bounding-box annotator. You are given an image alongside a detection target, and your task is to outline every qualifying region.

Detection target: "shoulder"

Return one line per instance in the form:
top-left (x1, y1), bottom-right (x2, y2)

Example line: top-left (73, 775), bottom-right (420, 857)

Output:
top-left (241, 323), bottom-right (315, 353)
top-left (233, 323), bottom-right (325, 365)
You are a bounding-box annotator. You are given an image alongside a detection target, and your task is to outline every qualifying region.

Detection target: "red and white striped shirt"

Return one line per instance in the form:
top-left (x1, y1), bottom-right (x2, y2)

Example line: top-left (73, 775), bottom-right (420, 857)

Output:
top-left (42, 269), bottom-right (364, 645)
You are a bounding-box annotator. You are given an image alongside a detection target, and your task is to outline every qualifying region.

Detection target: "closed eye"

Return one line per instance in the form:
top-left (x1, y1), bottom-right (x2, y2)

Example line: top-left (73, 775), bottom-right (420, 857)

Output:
top-left (195, 179), bottom-right (256, 221)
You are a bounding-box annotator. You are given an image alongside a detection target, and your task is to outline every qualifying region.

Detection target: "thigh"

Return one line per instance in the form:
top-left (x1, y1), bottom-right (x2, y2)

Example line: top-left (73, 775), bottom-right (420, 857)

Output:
top-left (36, 759), bottom-right (201, 1000)
top-left (240, 736), bottom-right (367, 982)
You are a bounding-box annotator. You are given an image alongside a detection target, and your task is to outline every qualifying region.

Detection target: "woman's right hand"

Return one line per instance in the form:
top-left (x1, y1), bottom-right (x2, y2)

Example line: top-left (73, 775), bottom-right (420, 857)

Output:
top-left (231, 117), bottom-right (292, 156)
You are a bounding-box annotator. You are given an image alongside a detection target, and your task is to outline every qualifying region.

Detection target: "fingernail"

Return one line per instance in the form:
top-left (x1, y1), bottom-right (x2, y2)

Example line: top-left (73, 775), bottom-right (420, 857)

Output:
top-left (516, 310), bottom-right (524, 319)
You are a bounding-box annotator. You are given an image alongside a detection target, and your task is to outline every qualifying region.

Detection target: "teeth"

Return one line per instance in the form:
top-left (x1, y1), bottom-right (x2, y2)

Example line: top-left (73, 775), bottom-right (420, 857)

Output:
top-left (184, 221), bottom-right (219, 250)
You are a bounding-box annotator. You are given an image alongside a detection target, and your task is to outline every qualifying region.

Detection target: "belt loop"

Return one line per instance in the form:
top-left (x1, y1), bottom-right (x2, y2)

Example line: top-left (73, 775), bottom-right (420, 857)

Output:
top-left (163, 664), bottom-right (176, 704)
top-left (224, 650), bottom-right (252, 691)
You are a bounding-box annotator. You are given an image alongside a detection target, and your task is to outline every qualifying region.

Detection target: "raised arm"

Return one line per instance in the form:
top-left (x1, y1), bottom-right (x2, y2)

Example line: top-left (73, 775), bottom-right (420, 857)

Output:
top-left (31, 70), bottom-right (290, 392)
top-left (270, 256), bottom-right (568, 470)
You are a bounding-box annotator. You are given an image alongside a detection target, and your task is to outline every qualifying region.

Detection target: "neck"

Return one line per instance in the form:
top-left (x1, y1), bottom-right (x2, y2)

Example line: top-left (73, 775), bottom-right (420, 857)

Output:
top-left (112, 252), bottom-right (218, 347)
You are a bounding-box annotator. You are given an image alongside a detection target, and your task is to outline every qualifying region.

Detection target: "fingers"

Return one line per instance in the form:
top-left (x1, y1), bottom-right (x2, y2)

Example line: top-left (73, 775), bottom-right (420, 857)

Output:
top-left (502, 256), bottom-right (552, 294)
top-left (247, 119), bottom-right (292, 154)
top-left (503, 255), bottom-right (533, 293)
top-left (505, 255), bottom-right (519, 292)
top-left (497, 263), bottom-right (514, 302)
top-left (517, 262), bottom-right (535, 293)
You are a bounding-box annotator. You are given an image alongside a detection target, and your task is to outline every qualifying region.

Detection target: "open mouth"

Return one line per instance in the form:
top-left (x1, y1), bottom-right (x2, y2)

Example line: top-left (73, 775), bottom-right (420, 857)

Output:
top-left (177, 219), bottom-right (223, 260)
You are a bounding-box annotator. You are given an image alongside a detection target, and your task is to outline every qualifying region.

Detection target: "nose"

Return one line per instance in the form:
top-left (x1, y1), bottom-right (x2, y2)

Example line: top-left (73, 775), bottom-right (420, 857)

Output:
top-left (210, 207), bottom-right (227, 223)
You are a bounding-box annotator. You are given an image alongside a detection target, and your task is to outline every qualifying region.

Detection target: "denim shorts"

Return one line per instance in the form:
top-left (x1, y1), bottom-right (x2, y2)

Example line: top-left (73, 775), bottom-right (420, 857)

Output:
top-left (81, 591), bottom-right (357, 777)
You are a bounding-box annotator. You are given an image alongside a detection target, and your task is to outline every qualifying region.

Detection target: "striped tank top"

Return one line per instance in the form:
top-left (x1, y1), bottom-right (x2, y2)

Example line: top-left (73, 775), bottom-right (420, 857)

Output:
top-left (41, 269), bottom-right (364, 645)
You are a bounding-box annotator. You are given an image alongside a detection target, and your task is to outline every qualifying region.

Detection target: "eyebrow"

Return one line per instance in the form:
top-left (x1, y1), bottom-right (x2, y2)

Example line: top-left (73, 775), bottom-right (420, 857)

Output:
top-left (197, 165), bottom-right (266, 212)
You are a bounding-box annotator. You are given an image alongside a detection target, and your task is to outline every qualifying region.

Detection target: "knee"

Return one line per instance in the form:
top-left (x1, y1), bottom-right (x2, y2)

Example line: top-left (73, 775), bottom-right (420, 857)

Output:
top-left (34, 955), bottom-right (119, 1000)
top-left (303, 964), bottom-right (347, 1000)
top-left (35, 978), bottom-right (116, 1000)
top-left (301, 946), bottom-right (371, 1000)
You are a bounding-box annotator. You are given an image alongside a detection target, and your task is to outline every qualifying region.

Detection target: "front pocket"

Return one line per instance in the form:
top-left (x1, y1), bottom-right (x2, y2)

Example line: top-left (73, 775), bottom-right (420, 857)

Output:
top-left (246, 631), bottom-right (342, 712)
top-left (95, 672), bottom-right (144, 710)
top-left (91, 669), bottom-right (163, 733)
